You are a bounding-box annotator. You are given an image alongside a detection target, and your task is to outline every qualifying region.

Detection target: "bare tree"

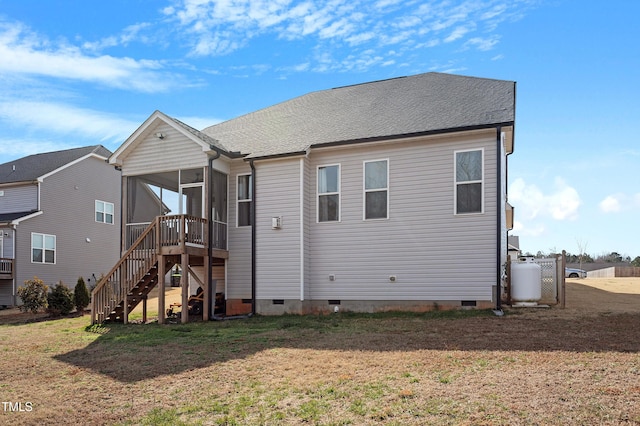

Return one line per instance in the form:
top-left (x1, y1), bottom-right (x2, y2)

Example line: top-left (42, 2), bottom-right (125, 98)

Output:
top-left (576, 238), bottom-right (588, 271)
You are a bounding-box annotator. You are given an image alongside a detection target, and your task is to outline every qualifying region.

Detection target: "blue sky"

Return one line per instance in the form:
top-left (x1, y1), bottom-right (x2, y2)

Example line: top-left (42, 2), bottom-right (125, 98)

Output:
top-left (0, 1), bottom-right (638, 258)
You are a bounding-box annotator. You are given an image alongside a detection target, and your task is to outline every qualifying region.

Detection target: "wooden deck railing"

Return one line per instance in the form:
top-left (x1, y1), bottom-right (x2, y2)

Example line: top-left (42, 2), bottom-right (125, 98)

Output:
top-left (126, 216), bottom-right (226, 250)
top-left (0, 258), bottom-right (13, 278)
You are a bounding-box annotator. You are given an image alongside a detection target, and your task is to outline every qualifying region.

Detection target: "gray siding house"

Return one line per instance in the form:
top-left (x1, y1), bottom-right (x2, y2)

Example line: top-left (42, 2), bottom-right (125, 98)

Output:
top-left (0, 146), bottom-right (121, 307)
top-left (92, 72), bottom-right (515, 324)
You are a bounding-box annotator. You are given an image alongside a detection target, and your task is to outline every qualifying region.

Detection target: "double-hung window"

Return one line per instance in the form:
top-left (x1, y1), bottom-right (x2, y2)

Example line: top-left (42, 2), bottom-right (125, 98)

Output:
top-left (95, 200), bottom-right (114, 224)
top-left (32, 233), bottom-right (56, 264)
top-left (364, 159), bottom-right (389, 219)
top-left (237, 174), bottom-right (253, 227)
top-left (455, 149), bottom-right (483, 214)
top-left (317, 164), bottom-right (340, 222)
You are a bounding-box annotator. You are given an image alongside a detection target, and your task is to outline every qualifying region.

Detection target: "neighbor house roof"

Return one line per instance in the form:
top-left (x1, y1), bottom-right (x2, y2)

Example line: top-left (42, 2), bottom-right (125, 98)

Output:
top-left (201, 72), bottom-right (516, 159)
top-left (0, 211), bottom-right (38, 225)
top-left (0, 145), bottom-right (112, 184)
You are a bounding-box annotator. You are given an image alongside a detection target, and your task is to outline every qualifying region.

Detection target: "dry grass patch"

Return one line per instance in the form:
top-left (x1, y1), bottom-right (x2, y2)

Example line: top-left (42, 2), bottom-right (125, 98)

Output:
top-left (1, 281), bottom-right (639, 425)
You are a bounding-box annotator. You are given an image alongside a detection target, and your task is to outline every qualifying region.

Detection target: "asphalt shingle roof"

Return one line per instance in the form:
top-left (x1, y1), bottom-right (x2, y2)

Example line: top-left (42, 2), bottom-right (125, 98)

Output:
top-left (0, 145), bottom-right (112, 184)
top-left (201, 72), bottom-right (515, 159)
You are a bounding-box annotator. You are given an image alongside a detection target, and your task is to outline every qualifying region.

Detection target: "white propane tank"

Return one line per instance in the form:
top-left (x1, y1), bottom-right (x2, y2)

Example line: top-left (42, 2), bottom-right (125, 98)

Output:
top-left (511, 257), bottom-right (542, 305)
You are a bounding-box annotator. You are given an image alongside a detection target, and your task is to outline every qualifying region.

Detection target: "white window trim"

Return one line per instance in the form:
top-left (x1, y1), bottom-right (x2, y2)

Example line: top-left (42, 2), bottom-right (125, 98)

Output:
top-left (454, 148), bottom-right (484, 215)
top-left (31, 232), bottom-right (56, 265)
top-left (317, 163), bottom-right (341, 223)
top-left (236, 173), bottom-right (252, 227)
top-left (363, 159), bottom-right (389, 220)
top-left (95, 200), bottom-right (115, 224)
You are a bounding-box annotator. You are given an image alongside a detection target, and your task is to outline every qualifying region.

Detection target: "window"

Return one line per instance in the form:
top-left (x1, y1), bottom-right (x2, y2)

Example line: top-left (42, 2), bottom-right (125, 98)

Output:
top-left (95, 200), bottom-right (114, 224)
top-left (455, 149), bottom-right (483, 214)
top-left (32, 233), bottom-right (56, 264)
top-left (237, 174), bottom-right (252, 227)
top-left (317, 165), bottom-right (340, 222)
top-left (364, 159), bottom-right (388, 219)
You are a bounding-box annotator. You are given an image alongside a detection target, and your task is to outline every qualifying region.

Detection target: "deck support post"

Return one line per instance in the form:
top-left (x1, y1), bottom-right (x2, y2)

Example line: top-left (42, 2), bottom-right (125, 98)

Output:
top-left (181, 253), bottom-right (189, 324)
top-left (142, 295), bottom-right (147, 323)
top-left (158, 254), bottom-right (166, 324)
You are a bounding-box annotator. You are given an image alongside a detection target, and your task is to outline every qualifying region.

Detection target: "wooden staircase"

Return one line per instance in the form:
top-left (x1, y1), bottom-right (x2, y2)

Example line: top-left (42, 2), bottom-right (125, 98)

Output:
top-left (91, 218), bottom-right (170, 324)
top-left (91, 214), bottom-right (213, 324)
top-left (105, 257), bottom-right (176, 322)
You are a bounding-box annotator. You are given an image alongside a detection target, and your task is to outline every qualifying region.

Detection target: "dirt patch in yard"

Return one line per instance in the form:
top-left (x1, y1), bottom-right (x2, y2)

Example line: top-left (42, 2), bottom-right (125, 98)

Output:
top-left (565, 277), bottom-right (640, 312)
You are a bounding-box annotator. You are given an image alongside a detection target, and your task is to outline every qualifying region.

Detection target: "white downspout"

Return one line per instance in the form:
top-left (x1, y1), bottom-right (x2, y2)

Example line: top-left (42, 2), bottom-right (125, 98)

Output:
top-left (299, 158), bottom-right (305, 301)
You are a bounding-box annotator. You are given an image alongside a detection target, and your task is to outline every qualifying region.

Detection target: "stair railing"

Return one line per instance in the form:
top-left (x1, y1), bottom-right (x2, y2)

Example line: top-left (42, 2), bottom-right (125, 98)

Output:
top-left (91, 218), bottom-right (159, 324)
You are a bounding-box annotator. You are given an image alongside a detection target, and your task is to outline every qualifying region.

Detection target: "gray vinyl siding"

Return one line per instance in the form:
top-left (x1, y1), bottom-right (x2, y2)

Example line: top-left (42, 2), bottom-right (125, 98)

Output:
top-left (1, 230), bottom-right (13, 257)
top-left (254, 158), bottom-right (302, 300)
top-left (226, 161), bottom-right (252, 299)
top-left (15, 156), bottom-right (121, 289)
top-left (0, 183), bottom-right (38, 214)
top-left (120, 124), bottom-right (208, 176)
top-left (307, 131), bottom-right (498, 301)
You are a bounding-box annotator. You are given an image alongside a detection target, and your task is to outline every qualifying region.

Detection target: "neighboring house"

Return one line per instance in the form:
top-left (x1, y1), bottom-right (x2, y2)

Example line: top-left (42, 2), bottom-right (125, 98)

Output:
top-left (0, 146), bottom-right (121, 307)
top-left (92, 72), bottom-right (516, 324)
top-left (508, 235), bottom-right (521, 261)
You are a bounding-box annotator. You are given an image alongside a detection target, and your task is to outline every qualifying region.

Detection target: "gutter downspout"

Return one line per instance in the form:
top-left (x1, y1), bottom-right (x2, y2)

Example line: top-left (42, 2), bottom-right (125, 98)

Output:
top-left (249, 160), bottom-right (256, 316)
top-left (208, 150), bottom-right (221, 320)
top-left (11, 224), bottom-right (17, 306)
top-left (495, 126), bottom-right (503, 314)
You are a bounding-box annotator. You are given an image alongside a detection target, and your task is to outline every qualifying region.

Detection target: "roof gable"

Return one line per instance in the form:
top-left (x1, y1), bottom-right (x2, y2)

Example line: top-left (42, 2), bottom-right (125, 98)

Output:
top-left (0, 145), bottom-right (112, 185)
top-left (202, 72), bottom-right (515, 159)
top-left (109, 110), bottom-right (234, 166)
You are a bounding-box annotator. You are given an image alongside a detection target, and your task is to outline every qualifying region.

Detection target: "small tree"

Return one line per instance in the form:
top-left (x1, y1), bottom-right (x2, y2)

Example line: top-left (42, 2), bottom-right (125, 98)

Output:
top-left (74, 277), bottom-right (90, 314)
top-left (47, 282), bottom-right (74, 316)
top-left (17, 277), bottom-right (49, 314)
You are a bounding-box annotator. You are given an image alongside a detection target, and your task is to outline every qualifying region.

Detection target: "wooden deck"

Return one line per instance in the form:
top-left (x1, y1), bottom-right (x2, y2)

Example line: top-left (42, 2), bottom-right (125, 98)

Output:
top-left (91, 215), bottom-right (228, 324)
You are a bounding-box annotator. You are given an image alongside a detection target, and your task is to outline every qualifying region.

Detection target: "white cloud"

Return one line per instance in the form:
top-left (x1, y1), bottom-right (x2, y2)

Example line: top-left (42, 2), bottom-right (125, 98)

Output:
top-left (512, 220), bottom-right (545, 237)
top-left (444, 25), bottom-right (474, 43)
top-left (162, 0), bottom-right (534, 73)
top-left (509, 177), bottom-right (581, 221)
top-left (82, 23), bottom-right (153, 51)
top-left (599, 195), bottom-right (622, 213)
top-left (0, 101), bottom-right (139, 142)
top-left (599, 193), bottom-right (640, 213)
top-left (464, 35), bottom-right (500, 51)
top-left (0, 21), bottom-right (177, 93)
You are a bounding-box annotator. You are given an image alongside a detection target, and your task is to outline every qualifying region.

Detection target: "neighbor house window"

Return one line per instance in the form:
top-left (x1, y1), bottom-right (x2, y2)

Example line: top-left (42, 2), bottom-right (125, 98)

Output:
top-left (364, 159), bottom-right (389, 219)
top-left (237, 174), bottom-right (252, 227)
top-left (455, 149), bottom-right (483, 214)
top-left (32, 233), bottom-right (56, 264)
top-left (317, 164), bottom-right (340, 222)
top-left (95, 200), bottom-right (114, 224)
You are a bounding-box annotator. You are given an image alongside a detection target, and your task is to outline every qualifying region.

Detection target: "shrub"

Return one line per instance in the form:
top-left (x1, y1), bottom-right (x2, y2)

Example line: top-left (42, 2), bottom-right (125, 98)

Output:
top-left (17, 277), bottom-right (49, 314)
top-left (47, 282), bottom-right (74, 316)
top-left (74, 277), bottom-right (91, 314)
